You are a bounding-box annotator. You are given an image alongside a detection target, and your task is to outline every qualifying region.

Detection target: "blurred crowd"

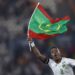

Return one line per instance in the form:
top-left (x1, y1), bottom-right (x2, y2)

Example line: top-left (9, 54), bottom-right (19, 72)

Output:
top-left (0, 0), bottom-right (75, 75)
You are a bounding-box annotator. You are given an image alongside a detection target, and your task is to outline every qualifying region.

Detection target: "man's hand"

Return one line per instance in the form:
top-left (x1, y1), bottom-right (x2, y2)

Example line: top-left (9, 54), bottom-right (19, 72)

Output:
top-left (28, 37), bottom-right (32, 43)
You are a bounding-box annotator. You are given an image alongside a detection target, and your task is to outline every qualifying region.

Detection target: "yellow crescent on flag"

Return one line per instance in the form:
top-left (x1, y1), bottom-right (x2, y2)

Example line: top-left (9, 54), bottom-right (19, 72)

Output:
top-left (39, 23), bottom-right (61, 32)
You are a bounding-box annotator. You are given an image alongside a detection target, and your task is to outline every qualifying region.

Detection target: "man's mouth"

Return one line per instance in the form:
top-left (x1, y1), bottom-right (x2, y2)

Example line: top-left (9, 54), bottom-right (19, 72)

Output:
top-left (55, 56), bottom-right (59, 58)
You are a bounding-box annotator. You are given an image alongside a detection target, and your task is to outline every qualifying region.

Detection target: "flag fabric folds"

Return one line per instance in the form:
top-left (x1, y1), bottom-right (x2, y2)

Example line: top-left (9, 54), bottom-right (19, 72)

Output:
top-left (28, 3), bottom-right (70, 40)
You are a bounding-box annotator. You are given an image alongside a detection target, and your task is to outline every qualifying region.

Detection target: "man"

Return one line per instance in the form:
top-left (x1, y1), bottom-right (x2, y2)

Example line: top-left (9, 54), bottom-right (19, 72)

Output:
top-left (28, 38), bottom-right (75, 75)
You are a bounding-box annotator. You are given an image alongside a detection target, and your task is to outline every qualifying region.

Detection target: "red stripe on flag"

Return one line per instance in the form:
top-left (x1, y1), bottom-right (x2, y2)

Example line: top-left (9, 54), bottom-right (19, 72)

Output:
top-left (29, 30), bottom-right (58, 40)
top-left (62, 16), bottom-right (70, 20)
top-left (55, 16), bottom-right (70, 22)
top-left (38, 4), bottom-right (55, 23)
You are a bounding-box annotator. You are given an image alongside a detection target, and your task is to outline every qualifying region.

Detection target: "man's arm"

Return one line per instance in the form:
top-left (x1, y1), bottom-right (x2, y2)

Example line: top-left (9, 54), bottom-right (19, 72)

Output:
top-left (28, 38), bottom-right (49, 64)
top-left (66, 58), bottom-right (75, 66)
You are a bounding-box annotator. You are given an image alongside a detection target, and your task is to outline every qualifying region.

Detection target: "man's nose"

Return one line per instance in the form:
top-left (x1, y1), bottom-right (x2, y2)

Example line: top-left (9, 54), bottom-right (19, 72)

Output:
top-left (54, 54), bottom-right (57, 56)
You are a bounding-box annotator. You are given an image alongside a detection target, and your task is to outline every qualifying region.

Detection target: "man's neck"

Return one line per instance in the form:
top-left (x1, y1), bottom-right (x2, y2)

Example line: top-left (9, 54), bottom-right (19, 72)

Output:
top-left (55, 57), bottom-right (62, 64)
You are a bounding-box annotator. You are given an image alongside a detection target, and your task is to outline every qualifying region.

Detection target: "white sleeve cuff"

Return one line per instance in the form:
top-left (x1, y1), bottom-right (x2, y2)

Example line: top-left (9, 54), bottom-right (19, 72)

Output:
top-left (30, 42), bottom-right (35, 47)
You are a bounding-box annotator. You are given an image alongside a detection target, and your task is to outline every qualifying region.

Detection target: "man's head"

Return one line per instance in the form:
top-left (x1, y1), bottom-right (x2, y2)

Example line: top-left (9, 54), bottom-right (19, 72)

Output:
top-left (50, 47), bottom-right (62, 61)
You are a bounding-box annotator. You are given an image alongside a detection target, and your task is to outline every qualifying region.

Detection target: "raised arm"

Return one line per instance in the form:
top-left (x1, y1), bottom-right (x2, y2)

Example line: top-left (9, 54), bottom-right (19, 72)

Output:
top-left (28, 37), bottom-right (49, 64)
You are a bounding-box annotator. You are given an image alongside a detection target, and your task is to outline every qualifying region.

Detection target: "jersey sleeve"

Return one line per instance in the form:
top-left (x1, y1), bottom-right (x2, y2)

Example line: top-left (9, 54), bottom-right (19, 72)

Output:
top-left (42, 58), bottom-right (49, 64)
top-left (66, 58), bottom-right (75, 66)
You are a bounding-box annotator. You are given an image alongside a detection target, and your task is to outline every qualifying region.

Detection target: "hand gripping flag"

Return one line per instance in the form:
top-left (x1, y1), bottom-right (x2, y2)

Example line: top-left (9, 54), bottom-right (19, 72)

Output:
top-left (27, 3), bottom-right (70, 40)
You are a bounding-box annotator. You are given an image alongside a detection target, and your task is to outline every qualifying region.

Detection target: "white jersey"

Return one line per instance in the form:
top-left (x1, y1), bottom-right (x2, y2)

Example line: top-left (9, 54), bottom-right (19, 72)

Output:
top-left (48, 57), bottom-right (75, 75)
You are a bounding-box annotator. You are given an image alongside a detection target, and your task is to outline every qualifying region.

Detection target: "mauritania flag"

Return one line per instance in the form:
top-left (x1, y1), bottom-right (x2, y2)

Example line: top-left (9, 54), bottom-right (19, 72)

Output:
top-left (28, 3), bottom-right (70, 40)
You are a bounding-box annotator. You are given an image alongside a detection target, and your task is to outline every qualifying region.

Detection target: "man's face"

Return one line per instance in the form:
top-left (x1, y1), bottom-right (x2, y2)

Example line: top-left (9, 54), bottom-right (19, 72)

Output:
top-left (51, 48), bottom-right (61, 60)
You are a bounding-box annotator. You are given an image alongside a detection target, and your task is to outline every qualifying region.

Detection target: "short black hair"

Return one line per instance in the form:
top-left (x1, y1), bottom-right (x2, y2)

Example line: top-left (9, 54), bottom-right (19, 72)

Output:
top-left (48, 46), bottom-right (58, 52)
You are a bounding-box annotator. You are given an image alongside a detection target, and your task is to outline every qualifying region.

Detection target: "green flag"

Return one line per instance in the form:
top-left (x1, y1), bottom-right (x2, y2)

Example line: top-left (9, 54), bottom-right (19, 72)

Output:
top-left (28, 3), bottom-right (70, 39)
